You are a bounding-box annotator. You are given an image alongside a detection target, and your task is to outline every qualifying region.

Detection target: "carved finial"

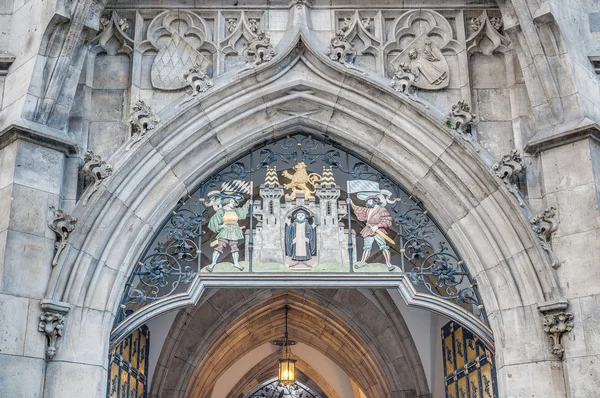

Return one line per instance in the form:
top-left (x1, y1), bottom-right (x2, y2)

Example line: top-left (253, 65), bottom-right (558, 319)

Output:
top-left (126, 100), bottom-right (160, 151)
top-left (542, 312), bottom-right (573, 358)
top-left (492, 149), bottom-right (526, 207)
top-left (361, 18), bottom-right (373, 32)
top-left (444, 100), bottom-right (476, 141)
top-left (248, 18), bottom-right (260, 33)
top-left (530, 207), bottom-right (560, 268)
top-left (243, 30), bottom-right (276, 67)
top-left (38, 311), bottom-right (65, 360)
top-left (81, 151), bottom-right (112, 207)
top-left (48, 207), bottom-right (77, 267)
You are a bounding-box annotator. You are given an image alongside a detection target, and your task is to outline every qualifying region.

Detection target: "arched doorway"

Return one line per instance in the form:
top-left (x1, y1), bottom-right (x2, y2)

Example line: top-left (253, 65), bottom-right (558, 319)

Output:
top-left (44, 28), bottom-right (559, 398)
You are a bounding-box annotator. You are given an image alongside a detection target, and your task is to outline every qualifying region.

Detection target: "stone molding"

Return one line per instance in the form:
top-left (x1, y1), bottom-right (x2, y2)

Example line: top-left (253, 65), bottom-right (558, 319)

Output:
top-left (0, 50), bottom-right (16, 76)
top-left (524, 117), bottom-right (600, 154)
top-left (537, 300), bottom-right (573, 359)
top-left (38, 299), bottom-right (70, 360)
top-left (0, 121), bottom-right (77, 154)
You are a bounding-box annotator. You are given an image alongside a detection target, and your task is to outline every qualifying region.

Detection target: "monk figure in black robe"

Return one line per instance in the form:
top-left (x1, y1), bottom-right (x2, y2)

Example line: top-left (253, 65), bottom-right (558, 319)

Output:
top-left (285, 209), bottom-right (317, 268)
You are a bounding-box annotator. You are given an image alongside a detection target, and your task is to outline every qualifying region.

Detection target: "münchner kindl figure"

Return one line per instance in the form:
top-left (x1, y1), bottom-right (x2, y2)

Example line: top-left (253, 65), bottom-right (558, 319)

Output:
top-left (348, 190), bottom-right (395, 271)
top-left (285, 209), bottom-right (317, 268)
top-left (206, 192), bottom-right (250, 272)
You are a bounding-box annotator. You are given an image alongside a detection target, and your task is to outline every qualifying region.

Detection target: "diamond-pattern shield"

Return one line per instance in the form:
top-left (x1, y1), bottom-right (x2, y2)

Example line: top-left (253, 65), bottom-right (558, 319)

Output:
top-left (151, 33), bottom-right (211, 91)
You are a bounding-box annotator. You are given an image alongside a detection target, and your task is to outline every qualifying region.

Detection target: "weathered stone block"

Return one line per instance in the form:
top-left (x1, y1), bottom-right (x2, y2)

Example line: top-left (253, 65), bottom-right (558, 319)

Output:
top-left (0, 354), bottom-right (45, 397)
top-left (0, 292), bottom-right (28, 355)
top-left (14, 141), bottom-right (64, 195)
top-left (43, 361), bottom-right (108, 398)
top-left (1, 230), bottom-right (54, 299)
top-left (91, 89), bottom-right (126, 122)
top-left (8, 184), bottom-right (49, 236)
top-left (554, 229), bottom-right (600, 297)
top-left (470, 53), bottom-right (507, 89)
top-left (93, 54), bottom-right (130, 90)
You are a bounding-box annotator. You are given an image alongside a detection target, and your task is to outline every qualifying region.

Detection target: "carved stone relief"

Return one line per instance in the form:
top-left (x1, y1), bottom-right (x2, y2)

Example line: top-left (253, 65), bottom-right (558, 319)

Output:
top-left (466, 11), bottom-right (510, 55)
top-left (90, 11), bottom-right (134, 55)
top-left (538, 300), bottom-right (573, 359)
top-left (385, 10), bottom-right (461, 90)
top-left (81, 151), bottom-right (113, 207)
top-left (444, 100), bottom-right (476, 141)
top-left (141, 11), bottom-right (215, 91)
top-left (492, 149), bottom-right (526, 207)
top-left (127, 100), bottom-right (160, 151)
top-left (48, 207), bottom-right (77, 267)
top-left (530, 207), bottom-right (560, 268)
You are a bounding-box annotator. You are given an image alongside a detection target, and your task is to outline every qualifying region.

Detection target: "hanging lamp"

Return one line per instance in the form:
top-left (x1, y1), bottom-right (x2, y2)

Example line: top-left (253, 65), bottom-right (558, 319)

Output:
top-left (274, 305), bottom-right (297, 385)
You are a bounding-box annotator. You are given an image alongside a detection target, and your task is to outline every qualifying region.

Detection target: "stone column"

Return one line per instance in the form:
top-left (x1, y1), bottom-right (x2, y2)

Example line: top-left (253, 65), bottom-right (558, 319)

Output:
top-left (0, 124), bottom-right (74, 397)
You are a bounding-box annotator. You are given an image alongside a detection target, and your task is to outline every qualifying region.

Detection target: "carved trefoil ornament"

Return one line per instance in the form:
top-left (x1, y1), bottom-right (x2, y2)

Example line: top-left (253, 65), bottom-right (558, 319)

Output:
top-left (127, 100), bottom-right (160, 151)
top-left (385, 10), bottom-right (461, 90)
top-left (81, 151), bottom-right (112, 207)
top-left (492, 149), bottom-right (526, 207)
top-left (91, 11), bottom-right (134, 55)
top-left (141, 11), bottom-right (215, 91)
top-left (530, 207), bottom-right (560, 268)
top-left (445, 100), bottom-right (476, 141)
top-left (542, 311), bottom-right (574, 358)
top-left (48, 207), bottom-right (77, 267)
top-left (466, 11), bottom-right (510, 55)
top-left (38, 300), bottom-right (69, 361)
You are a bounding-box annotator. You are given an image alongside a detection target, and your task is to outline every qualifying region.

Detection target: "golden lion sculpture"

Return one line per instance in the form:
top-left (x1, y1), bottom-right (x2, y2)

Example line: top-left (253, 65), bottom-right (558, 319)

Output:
top-left (282, 162), bottom-right (321, 200)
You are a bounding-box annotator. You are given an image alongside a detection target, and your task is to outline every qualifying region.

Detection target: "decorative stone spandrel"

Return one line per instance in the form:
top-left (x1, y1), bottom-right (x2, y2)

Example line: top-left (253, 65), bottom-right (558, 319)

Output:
top-left (492, 149), bottom-right (526, 208)
top-left (530, 206), bottom-right (560, 268)
top-left (81, 151), bottom-right (112, 207)
top-left (48, 207), bottom-right (77, 267)
top-left (126, 100), bottom-right (160, 151)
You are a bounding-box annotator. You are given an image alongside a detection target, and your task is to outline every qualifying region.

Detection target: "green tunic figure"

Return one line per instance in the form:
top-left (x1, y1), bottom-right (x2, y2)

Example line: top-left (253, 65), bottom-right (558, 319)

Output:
top-left (206, 194), bottom-right (250, 272)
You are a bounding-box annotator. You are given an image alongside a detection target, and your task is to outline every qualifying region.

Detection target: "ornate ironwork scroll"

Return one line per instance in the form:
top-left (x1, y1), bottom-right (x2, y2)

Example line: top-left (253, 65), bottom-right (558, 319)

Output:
top-left (116, 134), bottom-right (486, 325)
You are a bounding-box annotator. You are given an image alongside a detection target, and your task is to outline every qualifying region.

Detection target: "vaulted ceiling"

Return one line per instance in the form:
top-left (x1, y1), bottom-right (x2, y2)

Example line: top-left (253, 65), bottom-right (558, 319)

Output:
top-left (149, 289), bottom-right (431, 398)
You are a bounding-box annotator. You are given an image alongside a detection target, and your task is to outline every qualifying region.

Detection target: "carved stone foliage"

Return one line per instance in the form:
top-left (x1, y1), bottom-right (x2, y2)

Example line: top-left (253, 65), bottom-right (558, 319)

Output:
top-left (466, 11), bottom-right (510, 55)
top-left (389, 63), bottom-right (429, 108)
top-left (538, 300), bottom-right (574, 359)
top-left (141, 11), bottom-right (215, 91)
top-left (492, 149), bottom-right (526, 207)
top-left (81, 151), bottom-right (113, 207)
top-left (530, 207), bottom-right (560, 268)
top-left (325, 19), bottom-right (358, 69)
top-left (444, 100), bottom-right (476, 141)
top-left (91, 11), bottom-right (133, 55)
top-left (48, 207), bottom-right (77, 267)
top-left (385, 10), bottom-right (461, 90)
top-left (38, 300), bottom-right (69, 361)
top-left (127, 100), bottom-right (160, 151)
top-left (184, 62), bottom-right (214, 95)
top-left (243, 30), bottom-right (275, 67)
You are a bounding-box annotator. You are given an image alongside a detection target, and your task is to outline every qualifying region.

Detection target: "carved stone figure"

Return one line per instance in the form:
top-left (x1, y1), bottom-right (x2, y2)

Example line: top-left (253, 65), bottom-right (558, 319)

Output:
top-left (492, 149), bottom-right (526, 207)
top-left (444, 100), bottom-right (476, 140)
top-left (206, 189), bottom-right (251, 272)
top-left (285, 209), bottom-right (317, 268)
top-left (183, 62), bottom-right (214, 95)
top-left (530, 207), bottom-right (559, 268)
top-left (48, 207), bottom-right (77, 267)
top-left (408, 40), bottom-right (447, 86)
top-left (127, 100), bottom-right (160, 151)
top-left (81, 151), bottom-right (113, 207)
top-left (361, 18), bottom-right (373, 32)
top-left (389, 62), bottom-right (416, 94)
top-left (243, 30), bottom-right (275, 67)
top-left (282, 162), bottom-right (321, 200)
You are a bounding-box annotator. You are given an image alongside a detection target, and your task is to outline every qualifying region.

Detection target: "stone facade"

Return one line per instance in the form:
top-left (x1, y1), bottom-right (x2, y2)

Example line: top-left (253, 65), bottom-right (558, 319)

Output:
top-left (0, 0), bottom-right (599, 397)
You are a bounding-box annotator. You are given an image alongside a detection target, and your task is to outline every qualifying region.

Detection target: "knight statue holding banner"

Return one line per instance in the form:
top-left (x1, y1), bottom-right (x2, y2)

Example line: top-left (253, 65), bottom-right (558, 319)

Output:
top-left (347, 180), bottom-right (397, 271)
top-left (205, 180), bottom-right (252, 272)
top-left (285, 209), bottom-right (318, 268)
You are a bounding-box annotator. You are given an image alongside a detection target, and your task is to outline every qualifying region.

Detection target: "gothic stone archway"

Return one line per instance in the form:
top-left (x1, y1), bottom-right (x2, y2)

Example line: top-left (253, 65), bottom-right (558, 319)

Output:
top-left (42, 32), bottom-right (560, 398)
